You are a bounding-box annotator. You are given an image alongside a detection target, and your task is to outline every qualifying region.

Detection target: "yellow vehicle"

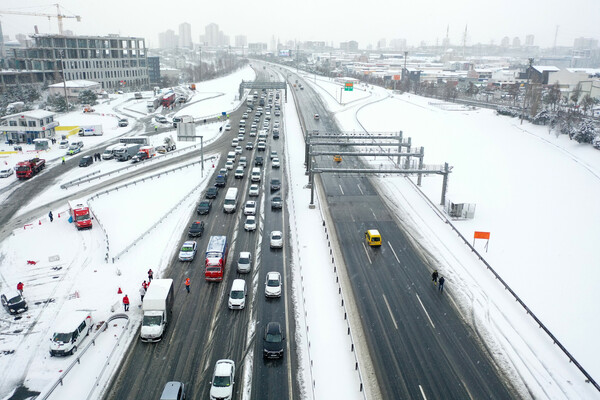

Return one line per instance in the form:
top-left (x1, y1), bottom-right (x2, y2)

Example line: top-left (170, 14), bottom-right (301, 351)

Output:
top-left (333, 154), bottom-right (342, 163)
top-left (365, 229), bottom-right (382, 247)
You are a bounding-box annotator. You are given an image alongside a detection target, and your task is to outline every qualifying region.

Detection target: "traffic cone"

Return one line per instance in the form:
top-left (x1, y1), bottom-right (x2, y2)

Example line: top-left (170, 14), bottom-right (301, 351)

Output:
top-left (117, 287), bottom-right (122, 294)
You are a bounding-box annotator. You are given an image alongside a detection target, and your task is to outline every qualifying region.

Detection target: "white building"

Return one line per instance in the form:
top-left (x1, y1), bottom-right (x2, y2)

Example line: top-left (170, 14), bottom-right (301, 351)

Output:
top-left (48, 80), bottom-right (102, 102)
top-left (1, 110), bottom-right (58, 143)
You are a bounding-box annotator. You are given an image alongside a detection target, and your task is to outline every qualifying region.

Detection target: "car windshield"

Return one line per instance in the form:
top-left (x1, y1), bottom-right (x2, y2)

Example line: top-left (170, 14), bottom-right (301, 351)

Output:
top-left (230, 290), bottom-right (244, 299)
top-left (52, 332), bottom-right (73, 343)
top-left (267, 279), bottom-right (279, 287)
top-left (181, 246), bottom-right (194, 252)
top-left (142, 315), bottom-right (162, 326)
top-left (75, 213), bottom-right (89, 221)
top-left (213, 375), bottom-right (231, 387)
top-left (272, 180), bottom-right (280, 185)
top-left (206, 267), bottom-right (221, 272)
top-left (239, 256), bottom-right (250, 263)
top-left (16, 166), bottom-right (29, 172)
top-left (8, 295), bottom-right (23, 304)
top-left (266, 332), bottom-right (282, 342)
top-left (273, 234), bottom-right (281, 240)
top-left (200, 202), bottom-right (209, 206)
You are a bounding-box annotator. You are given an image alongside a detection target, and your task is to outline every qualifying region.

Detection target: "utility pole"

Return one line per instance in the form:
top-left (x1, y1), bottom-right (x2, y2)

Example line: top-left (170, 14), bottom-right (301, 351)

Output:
top-left (521, 57), bottom-right (534, 125)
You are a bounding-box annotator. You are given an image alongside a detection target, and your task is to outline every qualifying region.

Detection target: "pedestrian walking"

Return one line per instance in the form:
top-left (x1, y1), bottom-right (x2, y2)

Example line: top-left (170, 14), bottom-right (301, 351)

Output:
top-left (431, 270), bottom-right (439, 285)
top-left (139, 286), bottom-right (146, 302)
top-left (142, 280), bottom-right (148, 290)
top-left (154, 125), bottom-right (158, 132)
top-left (62, 156), bottom-right (65, 165)
top-left (439, 276), bottom-right (445, 293)
top-left (148, 269), bottom-right (153, 282)
top-left (123, 294), bottom-right (130, 311)
top-left (185, 277), bottom-right (190, 294)
top-left (48, 211), bottom-right (53, 222)
top-left (17, 282), bottom-right (24, 295)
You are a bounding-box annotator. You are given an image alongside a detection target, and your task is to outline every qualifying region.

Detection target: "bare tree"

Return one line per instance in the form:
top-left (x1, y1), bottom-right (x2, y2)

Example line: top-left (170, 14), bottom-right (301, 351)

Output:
top-left (544, 82), bottom-right (561, 111)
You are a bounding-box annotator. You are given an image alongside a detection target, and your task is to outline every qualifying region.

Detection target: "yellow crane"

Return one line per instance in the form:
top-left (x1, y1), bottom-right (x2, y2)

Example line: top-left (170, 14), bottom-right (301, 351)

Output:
top-left (0, 4), bottom-right (81, 35)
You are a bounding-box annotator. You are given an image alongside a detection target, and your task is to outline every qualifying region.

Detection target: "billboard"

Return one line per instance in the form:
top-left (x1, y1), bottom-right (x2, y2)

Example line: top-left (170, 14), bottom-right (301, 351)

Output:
top-left (279, 49), bottom-right (292, 57)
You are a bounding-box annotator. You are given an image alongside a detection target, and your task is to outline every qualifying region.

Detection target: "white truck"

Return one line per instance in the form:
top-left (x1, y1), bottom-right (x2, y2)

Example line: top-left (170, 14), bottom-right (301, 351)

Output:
top-left (78, 125), bottom-right (104, 136)
top-left (140, 279), bottom-right (174, 342)
top-left (102, 143), bottom-right (126, 160)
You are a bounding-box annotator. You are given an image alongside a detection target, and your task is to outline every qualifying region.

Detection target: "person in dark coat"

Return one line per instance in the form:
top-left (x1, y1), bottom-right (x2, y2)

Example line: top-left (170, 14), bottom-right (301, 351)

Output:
top-left (439, 276), bottom-right (445, 293)
top-left (148, 269), bottom-right (153, 282)
top-left (48, 211), bottom-right (53, 222)
top-left (431, 270), bottom-right (439, 285)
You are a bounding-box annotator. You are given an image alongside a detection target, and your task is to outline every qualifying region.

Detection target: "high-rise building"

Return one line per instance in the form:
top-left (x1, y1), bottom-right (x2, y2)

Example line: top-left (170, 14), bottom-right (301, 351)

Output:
top-left (340, 41), bottom-right (358, 51)
top-left (205, 23), bottom-right (219, 46)
top-left (573, 37), bottom-right (598, 49)
top-left (179, 22), bottom-right (192, 49)
top-left (7, 34), bottom-right (150, 90)
top-left (377, 38), bottom-right (387, 50)
top-left (390, 38), bottom-right (407, 50)
top-left (525, 35), bottom-right (534, 46)
top-left (500, 36), bottom-right (510, 47)
top-left (159, 30), bottom-right (178, 49)
top-left (147, 56), bottom-right (161, 85)
top-left (235, 35), bottom-right (247, 48)
top-left (512, 37), bottom-right (521, 47)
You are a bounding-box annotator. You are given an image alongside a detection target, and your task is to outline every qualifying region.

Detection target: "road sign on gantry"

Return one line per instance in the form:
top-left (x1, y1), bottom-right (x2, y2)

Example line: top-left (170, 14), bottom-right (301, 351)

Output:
top-left (345, 82), bottom-right (354, 91)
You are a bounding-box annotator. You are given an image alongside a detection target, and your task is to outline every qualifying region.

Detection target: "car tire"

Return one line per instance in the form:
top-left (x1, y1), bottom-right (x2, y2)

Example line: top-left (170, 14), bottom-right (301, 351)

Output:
top-left (71, 345), bottom-right (77, 355)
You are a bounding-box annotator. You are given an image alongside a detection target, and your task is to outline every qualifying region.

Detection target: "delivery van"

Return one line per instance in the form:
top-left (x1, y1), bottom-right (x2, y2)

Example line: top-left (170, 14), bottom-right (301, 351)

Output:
top-left (228, 279), bottom-right (247, 310)
top-left (49, 311), bottom-right (93, 356)
top-left (250, 167), bottom-right (261, 182)
top-left (223, 187), bottom-right (238, 213)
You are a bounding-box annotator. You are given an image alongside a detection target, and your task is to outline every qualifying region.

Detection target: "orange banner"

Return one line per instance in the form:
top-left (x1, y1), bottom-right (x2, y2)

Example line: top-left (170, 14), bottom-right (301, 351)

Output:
top-left (474, 231), bottom-right (490, 240)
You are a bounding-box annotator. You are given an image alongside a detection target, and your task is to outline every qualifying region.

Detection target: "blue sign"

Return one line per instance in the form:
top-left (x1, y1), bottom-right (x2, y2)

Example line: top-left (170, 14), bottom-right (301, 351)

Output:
top-left (222, 112), bottom-right (227, 116)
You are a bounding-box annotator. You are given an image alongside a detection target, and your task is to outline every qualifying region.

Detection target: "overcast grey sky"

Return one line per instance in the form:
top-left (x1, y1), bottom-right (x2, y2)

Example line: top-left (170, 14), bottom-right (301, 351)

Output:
top-left (1, 0), bottom-right (599, 49)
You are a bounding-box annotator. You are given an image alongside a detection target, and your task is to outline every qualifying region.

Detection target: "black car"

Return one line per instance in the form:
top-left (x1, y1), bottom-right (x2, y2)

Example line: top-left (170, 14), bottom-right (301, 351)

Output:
top-left (273, 130), bottom-right (280, 139)
top-left (188, 221), bottom-right (205, 237)
top-left (197, 200), bottom-right (212, 215)
top-left (79, 155), bottom-right (93, 167)
top-left (270, 178), bottom-right (281, 192)
top-left (206, 187), bottom-right (219, 198)
top-left (263, 322), bottom-right (284, 359)
top-left (271, 196), bottom-right (282, 210)
top-left (255, 156), bottom-right (264, 166)
top-left (118, 118), bottom-right (129, 127)
top-left (215, 174), bottom-right (227, 187)
top-left (1, 293), bottom-right (28, 315)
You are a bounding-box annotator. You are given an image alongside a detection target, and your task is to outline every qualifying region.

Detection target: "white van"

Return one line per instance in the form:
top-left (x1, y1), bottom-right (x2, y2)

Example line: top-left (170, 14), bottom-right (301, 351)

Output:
top-left (49, 311), bottom-right (93, 356)
top-left (223, 187), bottom-right (239, 213)
top-left (227, 151), bottom-right (236, 162)
top-left (250, 167), bottom-right (261, 182)
top-left (102, 143), bottom-right (125, 160)
top-left (228, 279), bottom-right (247, 309)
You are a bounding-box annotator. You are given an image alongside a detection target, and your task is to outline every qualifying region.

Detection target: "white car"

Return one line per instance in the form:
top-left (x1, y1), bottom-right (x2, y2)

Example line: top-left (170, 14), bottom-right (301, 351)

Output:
top-left (265, 271), bottom-right (282, 298)
top-left (239, 156), bottom-right (247, 167)
top-left (231, 139), bottom-right (239, 147)
top-left (237, 251), bottom-right (252, 273)
top-left (270, 231), bottom-right (283, 248)
top-left (234, 166), bottom-right (244, 179)
top-left (225, 123), bottom-right (231, 131)
top-left (270, 151), bottom-right (278, 159)
top-left (244, 200), bottom-right (257, 215)
top-left (210, 359), bottom-right (235, 400)
top-left (263, 121), bottom-right (270, 128)
top-left (0, 168), bottom-right (13, 178)
top-left (178, 241), bottom-right (197, 261)
top-left (249, 184), bottom-right (260, 197)
top-left (239, 127), bottom-right (246, 134)
top-left (219, 168), bottom-right (228, 177)
top-left (272, 158), bottom-right (280, 168)
top-left (244, 216), bottom-right (257, 231)
top-left (235, 146), bottom-right (243, 155)
top-left (257, 142), bottom-right (266, 151)
top-left (225, 160), bottom-right (234, 170)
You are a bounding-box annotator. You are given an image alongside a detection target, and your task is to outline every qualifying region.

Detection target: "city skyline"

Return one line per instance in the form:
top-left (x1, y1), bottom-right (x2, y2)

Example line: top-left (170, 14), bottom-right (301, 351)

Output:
top-left (0, 0), bottom-right (598, 49)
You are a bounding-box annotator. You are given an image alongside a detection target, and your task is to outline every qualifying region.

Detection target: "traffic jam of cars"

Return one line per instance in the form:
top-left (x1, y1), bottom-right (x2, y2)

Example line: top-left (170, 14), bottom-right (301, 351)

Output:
top-left (161, 89), bottom-right (287, 395)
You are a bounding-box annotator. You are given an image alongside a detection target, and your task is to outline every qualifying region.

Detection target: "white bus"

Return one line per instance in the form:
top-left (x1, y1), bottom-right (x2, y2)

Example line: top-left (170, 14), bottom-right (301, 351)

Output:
top-left (223, 188), bottom-right (239, 213)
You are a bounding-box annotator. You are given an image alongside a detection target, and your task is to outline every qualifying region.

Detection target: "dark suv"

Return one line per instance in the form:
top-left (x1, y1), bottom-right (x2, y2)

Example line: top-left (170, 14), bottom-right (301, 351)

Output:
top-left (255, 156), bottom-right (264, 166)
top-left (271, 196), bottom-right (282, 210)
top-left (206, 187), bottom-right (219, 198)
top-left (270, 178), bottom-right (281, 192)
top-left (1, 293), bottom-right (28, 315)
top-left (197, 200), bottom-right (212, 215)
top-left (188, 221), bottom-right (205, 237)
top-left (263, 322), bottom-right (284, 358)
top-left (215, 174), bottom-right (227, 187)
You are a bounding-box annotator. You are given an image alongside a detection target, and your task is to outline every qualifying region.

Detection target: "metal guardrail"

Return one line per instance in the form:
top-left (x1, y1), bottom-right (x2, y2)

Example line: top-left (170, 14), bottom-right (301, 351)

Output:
top-left (38, 313), bottom-right (130, 400)
top-left (60, 170), bottom-right (101, 188)
top-left (100, 156), bottom-right (217, 263)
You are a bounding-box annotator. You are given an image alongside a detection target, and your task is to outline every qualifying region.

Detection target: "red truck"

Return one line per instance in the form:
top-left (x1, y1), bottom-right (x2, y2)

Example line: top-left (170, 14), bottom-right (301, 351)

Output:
top-left (205, 236), bottom-right (228, 281)
top-left (68, 200), bottom-right (92, 230)
top-left (161, 92), bottom-right (176, 108)
top-left (15, 158), bottom-right (45, 179)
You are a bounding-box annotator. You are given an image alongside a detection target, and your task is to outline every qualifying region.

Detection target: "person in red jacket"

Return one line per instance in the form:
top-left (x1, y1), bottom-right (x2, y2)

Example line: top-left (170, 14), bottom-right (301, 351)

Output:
top-left (17, 282), bottom-right (24, 295)
top-left (123, 295), bottom-right (130, 311)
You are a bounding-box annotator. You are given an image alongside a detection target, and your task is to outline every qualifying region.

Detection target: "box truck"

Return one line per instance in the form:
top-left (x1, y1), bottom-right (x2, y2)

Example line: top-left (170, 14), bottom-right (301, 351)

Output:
top-left (115, 143), bottom-right (142, 161)
top-left (141, 279), bottom-right (174, 342)
top-left (205, 236), bottom-right (228, 281)
top-left (68, 200), bottom-right (92, 230)
top-left (78, 125), bottom-right (104, 136)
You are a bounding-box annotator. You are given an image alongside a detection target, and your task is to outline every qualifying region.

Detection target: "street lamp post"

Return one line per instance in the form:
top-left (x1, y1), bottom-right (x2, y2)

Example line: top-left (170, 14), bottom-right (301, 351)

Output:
top-left (59, 50), bottom-right (69, 109)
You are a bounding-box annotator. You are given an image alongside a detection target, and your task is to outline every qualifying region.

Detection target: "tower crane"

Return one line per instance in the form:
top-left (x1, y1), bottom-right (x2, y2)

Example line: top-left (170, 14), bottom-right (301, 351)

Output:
top-left (0, 4), bottom-right (81, 35)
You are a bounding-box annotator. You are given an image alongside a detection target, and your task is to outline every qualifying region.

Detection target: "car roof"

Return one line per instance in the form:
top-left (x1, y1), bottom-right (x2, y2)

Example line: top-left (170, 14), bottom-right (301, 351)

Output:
top-left (215, 359), bottom-right (234, 375)
top-left (161, 381), bottom-right (184, 399)
top-left (266, 321), bottom-right (281, 333)
top-left (182, 241), bottom-right (196, 246)
top-left (272, 230), bottom-right (282, 235)
top-left (267, 271), bottom-right (280, 278)
top-left (239, 251), bottom-right (251, 258)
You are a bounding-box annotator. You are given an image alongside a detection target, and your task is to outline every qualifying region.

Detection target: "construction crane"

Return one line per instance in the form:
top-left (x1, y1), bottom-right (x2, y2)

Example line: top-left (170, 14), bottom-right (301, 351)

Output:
top-left (0, 4), bottom-right (81, 35)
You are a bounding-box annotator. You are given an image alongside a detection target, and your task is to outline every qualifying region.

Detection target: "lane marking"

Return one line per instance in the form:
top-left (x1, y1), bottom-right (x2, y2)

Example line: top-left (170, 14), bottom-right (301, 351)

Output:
top-left (419, 384), bottom-right (428, 400)
top-left (362, 242), bottom-right (372, 264)
top-left (357, 183), bottom-right (364, 195)
top-left (416, 293), bottom-right (436, 329)
top-left (382, 294), bottom-right (398, 330)
top-left (388, 242), bottom-right (401, 264)
top-left (339, 184), bottom-right (344, 195)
